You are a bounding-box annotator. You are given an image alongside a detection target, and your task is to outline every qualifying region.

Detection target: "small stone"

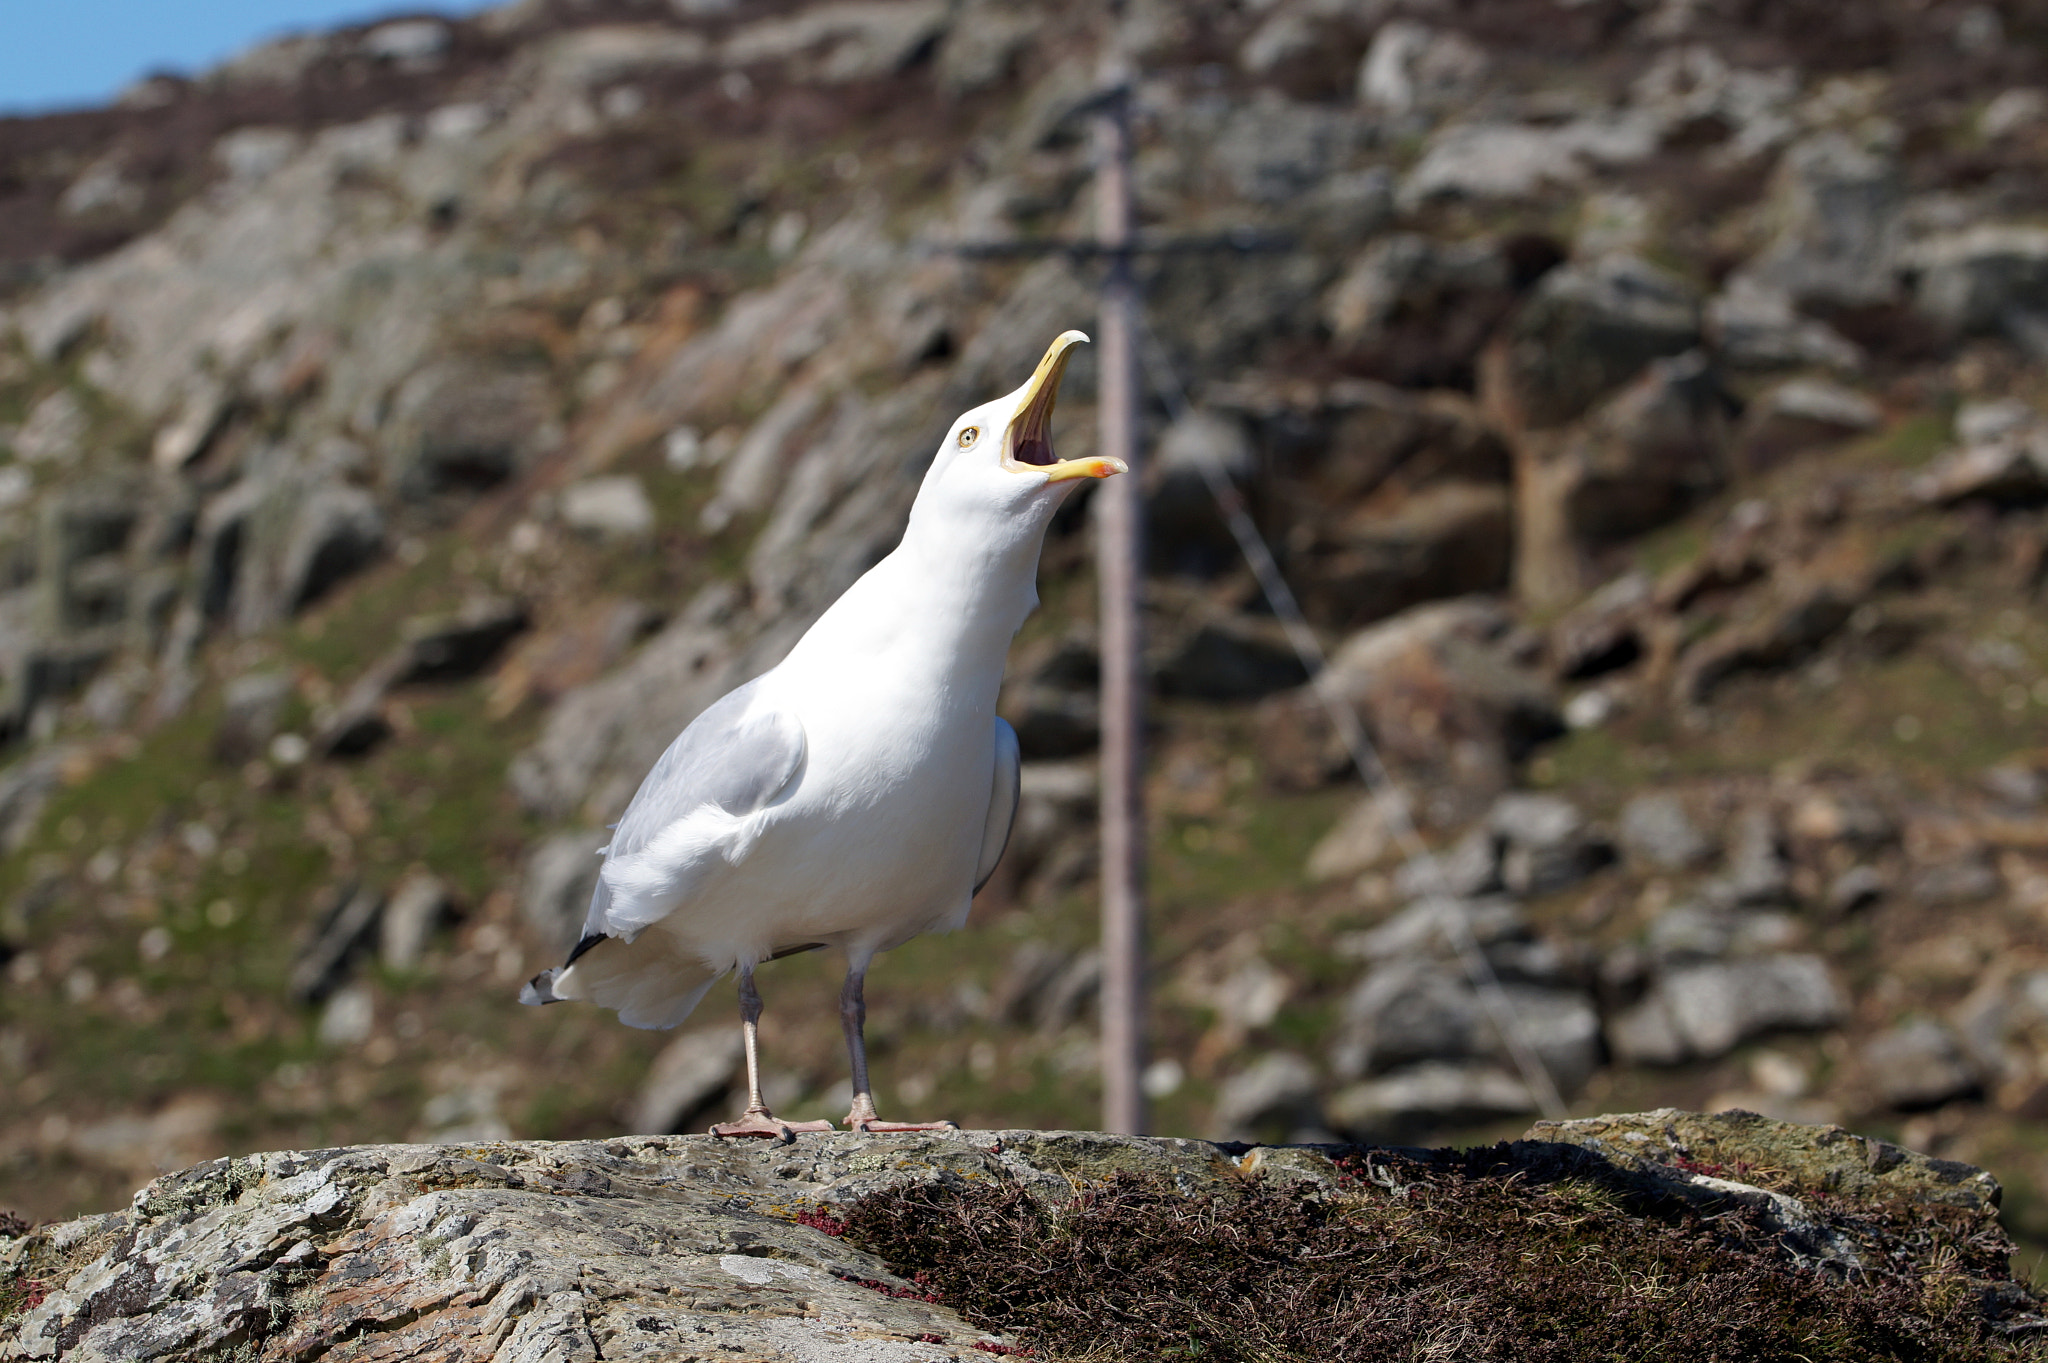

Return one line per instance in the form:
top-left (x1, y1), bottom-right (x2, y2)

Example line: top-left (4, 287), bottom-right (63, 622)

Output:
top-left (562, 475), bottom-right (657, 541)
top-left (1212, 1052), bottom-right (1321, 1140)
top-left (214, 671), bottom-right (293, 764)
top-left (318, 984), bottom-right (375, 1046)
top-left (1618, 792), bottom-right (1713, 870)
top-left (380, 872), bottom-right (450, 971)
top-left (1327, 1062), bottom-right (1533, 1136)
top-left (1827, 865), bottom-right (1886, 914)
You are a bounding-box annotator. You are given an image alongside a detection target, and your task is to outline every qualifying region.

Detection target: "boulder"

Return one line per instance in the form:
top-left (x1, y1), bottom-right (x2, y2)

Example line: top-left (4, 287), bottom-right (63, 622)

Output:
top-left (1905, 224), bottom-right (2048, 338)
top-left (1400, 116), bottom-right (1661, 208)
top-left (1261, 598), bottom-right (1560, 821)
top-left (1612, 955), bottom-right (1844, 1064)
top-left (1327, 1061), bottom-right (1533, 1135)
top-left (1357, 20), bottom-right (1488, 115)
top-left (1618, 792), bottom-right (1714, 870)
top-left (1211, 1052), bottom-right (1322, 1140)
top-left (394, 596), bottom-right (530, 685)
top-left (1914, 426), bottom-right (2048, 508)
top-left (287, 884), bottom-right (384, 1004)
top-left (11, 1124), bottom-right (2025, 1360)
top-left (1737, 131), bottom-right (1902, 311)
top-left (1705, 279), bottom-right (1864, 372)
top-left (385, 360), bottom-right (556, 497)
top-left (560, 475), bottom-right (657, 541)
top-left (1490, 255), bottom-right (1702, 430)
top-left (1145, 408), bottom-right (1252, 574)
top-left (1489, 791), bottom-right (1613, 897)
top-left (1292, 480), bottom-right (1513, 631)
top-left (1863, 1021), bottom-right (1981, 1111)
top-left (519, 832), bottom-right (604, 954)
top-left (379, 871), bottom-right (452, 971)
top-left (1738, 378), bottom-right (1881, 474)
top-left (1151, 613), bottom-right (1308, 702)
top-left (275, 484), bottom-right (384, 615)
top-left (628, 1028), bottom-right (744, 1134)
top-left (1549, 351), bottom-right (1737, 549)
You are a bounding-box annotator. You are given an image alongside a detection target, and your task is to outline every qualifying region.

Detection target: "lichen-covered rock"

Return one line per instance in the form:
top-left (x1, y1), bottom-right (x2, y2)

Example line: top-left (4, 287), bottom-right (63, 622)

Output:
top-left (3, 1118), bottom-right (2037, 1360)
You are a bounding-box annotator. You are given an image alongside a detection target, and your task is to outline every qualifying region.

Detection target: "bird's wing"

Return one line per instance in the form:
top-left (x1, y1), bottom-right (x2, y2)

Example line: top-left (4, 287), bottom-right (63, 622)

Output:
top-left (973, 716), bottom-right (1021, 894)
top-left (533, 677), bottom-right (804, 978)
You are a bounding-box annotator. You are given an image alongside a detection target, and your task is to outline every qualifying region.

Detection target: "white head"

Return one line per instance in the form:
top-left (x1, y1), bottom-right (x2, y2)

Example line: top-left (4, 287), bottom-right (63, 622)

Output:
top-left (904, 330), bottom-right (1127, 556)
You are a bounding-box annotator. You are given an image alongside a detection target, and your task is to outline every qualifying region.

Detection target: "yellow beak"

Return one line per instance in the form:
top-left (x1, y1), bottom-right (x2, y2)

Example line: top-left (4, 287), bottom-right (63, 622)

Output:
top-left (1005, 330), bottom-right (1129, 483)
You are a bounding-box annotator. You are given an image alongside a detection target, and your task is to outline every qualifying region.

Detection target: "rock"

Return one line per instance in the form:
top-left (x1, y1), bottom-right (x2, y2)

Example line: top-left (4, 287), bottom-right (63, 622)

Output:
top-left (1331, 951), bottom-right (1597, 1090)
top-left (275, 484), bottom-right (384, 615)
top-left (1675, 576), bottom-right (1861, 705)
top-left (1865, 1021), bottom-right (1981, 1111)
top-left (1400, 115), bottom-right (1660, 208)
top-left (1146, 408), bottom-right (1251, 573)
top-left (1321, 238), bottom-right (1522, 383)
top-left (287, 883), bottom-right (384, 1004)
top-left (1001, 684), bottom-right (1099, 759)
top-left (1391, 831), bottom-right (1504, 901)
top-left (1827, 865), bottom-right (1887, 914)
top-left (1293, 481), bottom-right (1513, 630)
top-left (394, 596), bottom-right (530, 685)
top-left (1617, 955), bottom-right (1844, 1063)
top-left (1545, 351), bottom-right (1737, 552)
top-left (1208, 91), bottom-right (1357, 205)
top-left (1315, 381), bottom-right (1511, 499)
top-left (560, 475), bottom-right (656, 541)
top-left (1342, 895), bottom-right (1526, 964)
top-left (212, 671), bottom-right (294, 764)
top-left (1211, 1052), bottom-right (1321, 1139)
top-left (1739, 378), bottom-right (1882, 474)
top-left (1328, 1062), bottom-right (1533, 1135)
top-left (1618, 792), bottom-right (1714, 870)
top-left (1305, 796), bottom-right (1398, 882)
top-left (1705, 278), bottom-right (1864, 372)
top-left (1357, 20), bottom-right (1488, 115)
top-left (1530, 1108), bottom-right (2004, 1212)
top-left (1491, 255), bottom-right (1702, 429)
top-left (1720, 805), bottom-right (1790, 906)
top-left (1552, 571), bottom-right (1651, 681)
top-left (1906, 224), bottom-right (2048, 338)
top-left (1150, 614), bottom-right (1308, 701)
top-left (1914, 427), bottom-right (2048, 508)
top-left (1003, 760), bottom-right (1096, 885)
top-left (1737, 131), bottom-right (1902, 311)
top-left (386, 360), bottom-right (556, 496)
top-left (318, 983), bottom-right (376, 1046)
top-left (1906, 855), bottom-right (2001, 906)
top-left (519, 832), bottom-right (603, 954)
top-left (1489, 792), bottom-right (1611, 897)
top-left (723, 2), bottom-right (951, 83)
top-left (628, 1029), bottom-right (744, 1134)
top-left (35, 476), bottom-right (143, 634)
top-left (379, 871), bottom-right (451, 971)
top-left (1263, 598), bottom-right (1560, 821)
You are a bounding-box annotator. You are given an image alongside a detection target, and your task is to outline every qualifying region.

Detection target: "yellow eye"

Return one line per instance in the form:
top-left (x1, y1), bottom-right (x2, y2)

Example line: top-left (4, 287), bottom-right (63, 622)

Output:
top-left (957, 425), bottom-right (980, 448)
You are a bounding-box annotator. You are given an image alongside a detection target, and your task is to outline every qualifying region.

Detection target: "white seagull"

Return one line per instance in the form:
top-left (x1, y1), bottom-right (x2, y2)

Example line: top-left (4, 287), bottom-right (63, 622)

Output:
top-left (522, 331), bottom-right (1121, 1138)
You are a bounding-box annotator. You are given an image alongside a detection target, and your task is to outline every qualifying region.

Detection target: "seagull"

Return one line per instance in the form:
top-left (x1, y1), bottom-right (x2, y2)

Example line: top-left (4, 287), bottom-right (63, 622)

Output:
top-left (522, 331), bottom-right (1122, 1139)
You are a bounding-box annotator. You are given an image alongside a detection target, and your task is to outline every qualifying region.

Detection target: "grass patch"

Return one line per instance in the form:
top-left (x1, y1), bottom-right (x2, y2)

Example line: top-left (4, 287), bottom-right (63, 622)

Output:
top-left (838, 1143), bottom-right (2046, 1362)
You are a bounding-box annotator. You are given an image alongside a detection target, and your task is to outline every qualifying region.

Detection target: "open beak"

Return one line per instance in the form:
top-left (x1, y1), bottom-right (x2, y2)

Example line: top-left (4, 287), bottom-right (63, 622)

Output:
top-left (1004, 330), bottom-right (1129, 483)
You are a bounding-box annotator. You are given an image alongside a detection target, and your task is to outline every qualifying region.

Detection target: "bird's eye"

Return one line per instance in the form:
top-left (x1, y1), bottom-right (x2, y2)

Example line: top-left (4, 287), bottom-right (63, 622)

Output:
top-left (957, 426), bottom-right (980, 448)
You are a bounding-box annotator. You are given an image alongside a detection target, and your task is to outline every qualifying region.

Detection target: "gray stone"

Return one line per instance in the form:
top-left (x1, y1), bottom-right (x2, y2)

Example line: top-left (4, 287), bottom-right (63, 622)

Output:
top-left (1357, 20), bottom-right (1488, 115)
top-left (387, 360), bottom-right (556, 496)
top-left (1619, 792), bottom-right (1713, 870)
top-left (560, 475), bottom-right (656, 541)
top-left (213, 671), bottom-right (294, 764)
top-left (1550, 351), bottom-right (1737, 550)
top-left (276, 484), bottom-right (384, 615)
top-left (1740, 378), bottom-right (1882, 473)
top-left (1211, 1052), bottom-right (1321, 1139)
top-left (1722, 805), bottom-right (1790, 906)
top-left (1906, 856), bottom-right (2001, 907)
top-left (1331, 958), bottom-right (1480, 1080)
top-left (1327, 1062), bottom-right (1533, 1135)
top-left (629, 1028), bottom-right (744, 1134)
top-left (379, 871), bottom-right (451, 971)
top-left (395, 596), bottom-right (530, 685)
top-left (1864, 1021), bottom-right (1980, 1111)
top-left (1323, 234), bottom-right (1509, 350)
top-left (1151, 614), bottom-right (1308, 702)
top-left (1661, 955), bottom-right (1845, 1059)
top-left (1293, 481), bottom-right (1514, 631)
top-left (1827, 865), bottom-right (1887, 914)
top-left (1392, 829), bottom-right (1503, 901)
top-left (1400, 115), bottom-right (1660, 207)
top-left (520, 832), bottom-right (604, 954)
top-left (1705, 279), bottom-right (1863, 372)
top-left (1914, 429), bottom-right (2048, 507)
top-left (1496, 255), bottom-right (1702, 428)
top-left (1907, 224), bottom-right (2048, 337)
top-left (1739, 131), bottom-right (1902, 310)
top-left (1339, 894), bottom-right (1526, 965)
top-left (288, 884), bottom-right (384, 1004)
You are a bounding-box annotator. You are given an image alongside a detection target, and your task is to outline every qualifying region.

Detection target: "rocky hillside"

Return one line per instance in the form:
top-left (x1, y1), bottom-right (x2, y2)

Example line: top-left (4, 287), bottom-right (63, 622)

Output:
top-left (3, 1115), bottom-right (2045, 1360)
top-left (9, 0), bottom-right (2048, 1256)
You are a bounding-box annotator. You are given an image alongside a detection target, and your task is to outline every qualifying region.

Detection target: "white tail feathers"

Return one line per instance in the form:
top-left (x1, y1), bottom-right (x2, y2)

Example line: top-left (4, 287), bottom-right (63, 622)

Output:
top-left (551, 934), bottom-right (726, 1030)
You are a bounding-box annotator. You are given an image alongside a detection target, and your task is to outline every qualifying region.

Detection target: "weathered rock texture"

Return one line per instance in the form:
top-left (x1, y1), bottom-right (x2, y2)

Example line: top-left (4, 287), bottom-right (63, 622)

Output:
top-left (3, 1115), bottom-right (2042, 1361)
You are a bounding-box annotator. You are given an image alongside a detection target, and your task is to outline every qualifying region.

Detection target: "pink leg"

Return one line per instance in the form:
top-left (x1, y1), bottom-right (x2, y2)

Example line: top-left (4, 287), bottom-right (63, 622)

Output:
top-left (841, 964), bottom-right (957, 1134)
top-left (711, 964), bottom-right (836, 1142)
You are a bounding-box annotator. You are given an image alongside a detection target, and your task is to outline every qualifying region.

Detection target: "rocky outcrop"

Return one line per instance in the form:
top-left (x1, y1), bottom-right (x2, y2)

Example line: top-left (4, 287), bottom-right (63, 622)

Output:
top-left (3, 1116), bottom-right (2038, 1361)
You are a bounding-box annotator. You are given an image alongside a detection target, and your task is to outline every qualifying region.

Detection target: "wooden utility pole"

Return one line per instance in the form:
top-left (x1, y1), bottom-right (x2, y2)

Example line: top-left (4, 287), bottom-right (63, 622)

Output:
top-left (1092, 64), bottom-right (1146, 1136)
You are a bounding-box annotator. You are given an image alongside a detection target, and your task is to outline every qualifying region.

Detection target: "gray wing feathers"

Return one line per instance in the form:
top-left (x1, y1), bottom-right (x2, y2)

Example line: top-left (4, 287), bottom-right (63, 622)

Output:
top-left (585, 676), bottom-right (803, 942)
top-left (974, 717), bottom-right (1021, 894)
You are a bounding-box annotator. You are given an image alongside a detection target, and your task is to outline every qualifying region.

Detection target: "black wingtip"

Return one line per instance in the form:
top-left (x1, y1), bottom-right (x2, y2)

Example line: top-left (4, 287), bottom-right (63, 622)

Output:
top-left (564, 931), bottom-right (608, 967)
top-left (520, 970), bottom-right (561, 1006)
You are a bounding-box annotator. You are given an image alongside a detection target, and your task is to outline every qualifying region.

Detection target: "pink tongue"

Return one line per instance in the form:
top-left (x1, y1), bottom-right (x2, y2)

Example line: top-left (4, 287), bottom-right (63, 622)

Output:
top-left (1015, 436), bottom-right (1055, 466)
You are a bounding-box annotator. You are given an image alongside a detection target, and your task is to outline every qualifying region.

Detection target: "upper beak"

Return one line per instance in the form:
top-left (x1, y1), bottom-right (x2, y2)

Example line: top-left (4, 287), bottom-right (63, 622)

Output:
top-left (1004, 331), bottom-right (1128, 483)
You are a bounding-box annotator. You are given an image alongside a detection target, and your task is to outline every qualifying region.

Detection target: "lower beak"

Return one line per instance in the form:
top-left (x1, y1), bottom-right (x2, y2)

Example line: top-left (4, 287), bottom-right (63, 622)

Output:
top-left (1005, 331), bottom-right (1129, 483)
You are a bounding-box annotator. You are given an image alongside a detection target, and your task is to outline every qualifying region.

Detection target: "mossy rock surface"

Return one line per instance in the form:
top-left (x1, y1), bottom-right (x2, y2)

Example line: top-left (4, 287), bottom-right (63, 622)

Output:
top-left (1, 1116), bottom-right (2043, 1361)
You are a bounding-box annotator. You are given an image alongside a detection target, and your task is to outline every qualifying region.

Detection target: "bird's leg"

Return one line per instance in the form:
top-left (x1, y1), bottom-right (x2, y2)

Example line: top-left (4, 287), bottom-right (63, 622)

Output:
top-left (711, 964), bottom-right (835, 1141)
top-left (841, 963), bottom-right (958, 1134)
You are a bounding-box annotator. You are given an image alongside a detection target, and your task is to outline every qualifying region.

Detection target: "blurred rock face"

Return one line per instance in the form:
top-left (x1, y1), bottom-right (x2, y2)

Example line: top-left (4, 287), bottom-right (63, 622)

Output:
top-left (7, 0), bottom-right (2048, 1226)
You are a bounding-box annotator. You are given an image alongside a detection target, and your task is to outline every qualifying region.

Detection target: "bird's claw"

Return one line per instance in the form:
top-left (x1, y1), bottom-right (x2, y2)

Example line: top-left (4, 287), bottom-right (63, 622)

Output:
top-left (711, 1111), bottom-right (838, 1142)
top-left (848, 1118), bottom-right (961, 1135)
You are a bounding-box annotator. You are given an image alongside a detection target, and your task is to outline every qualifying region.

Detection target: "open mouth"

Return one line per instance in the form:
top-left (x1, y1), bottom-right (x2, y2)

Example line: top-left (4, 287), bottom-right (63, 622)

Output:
top-left (1002, 331), bottom-right (1128, 484)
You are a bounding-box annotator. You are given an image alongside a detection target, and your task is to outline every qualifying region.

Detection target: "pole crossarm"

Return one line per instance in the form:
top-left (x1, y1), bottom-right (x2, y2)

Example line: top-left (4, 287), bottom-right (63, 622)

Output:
top-left (927, 228), bottom-right (1296, 262)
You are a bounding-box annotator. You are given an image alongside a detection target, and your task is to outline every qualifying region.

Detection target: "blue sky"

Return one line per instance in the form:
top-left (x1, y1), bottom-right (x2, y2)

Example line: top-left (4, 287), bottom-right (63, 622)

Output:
top-left (0, 1), bottom-right (493, 115)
